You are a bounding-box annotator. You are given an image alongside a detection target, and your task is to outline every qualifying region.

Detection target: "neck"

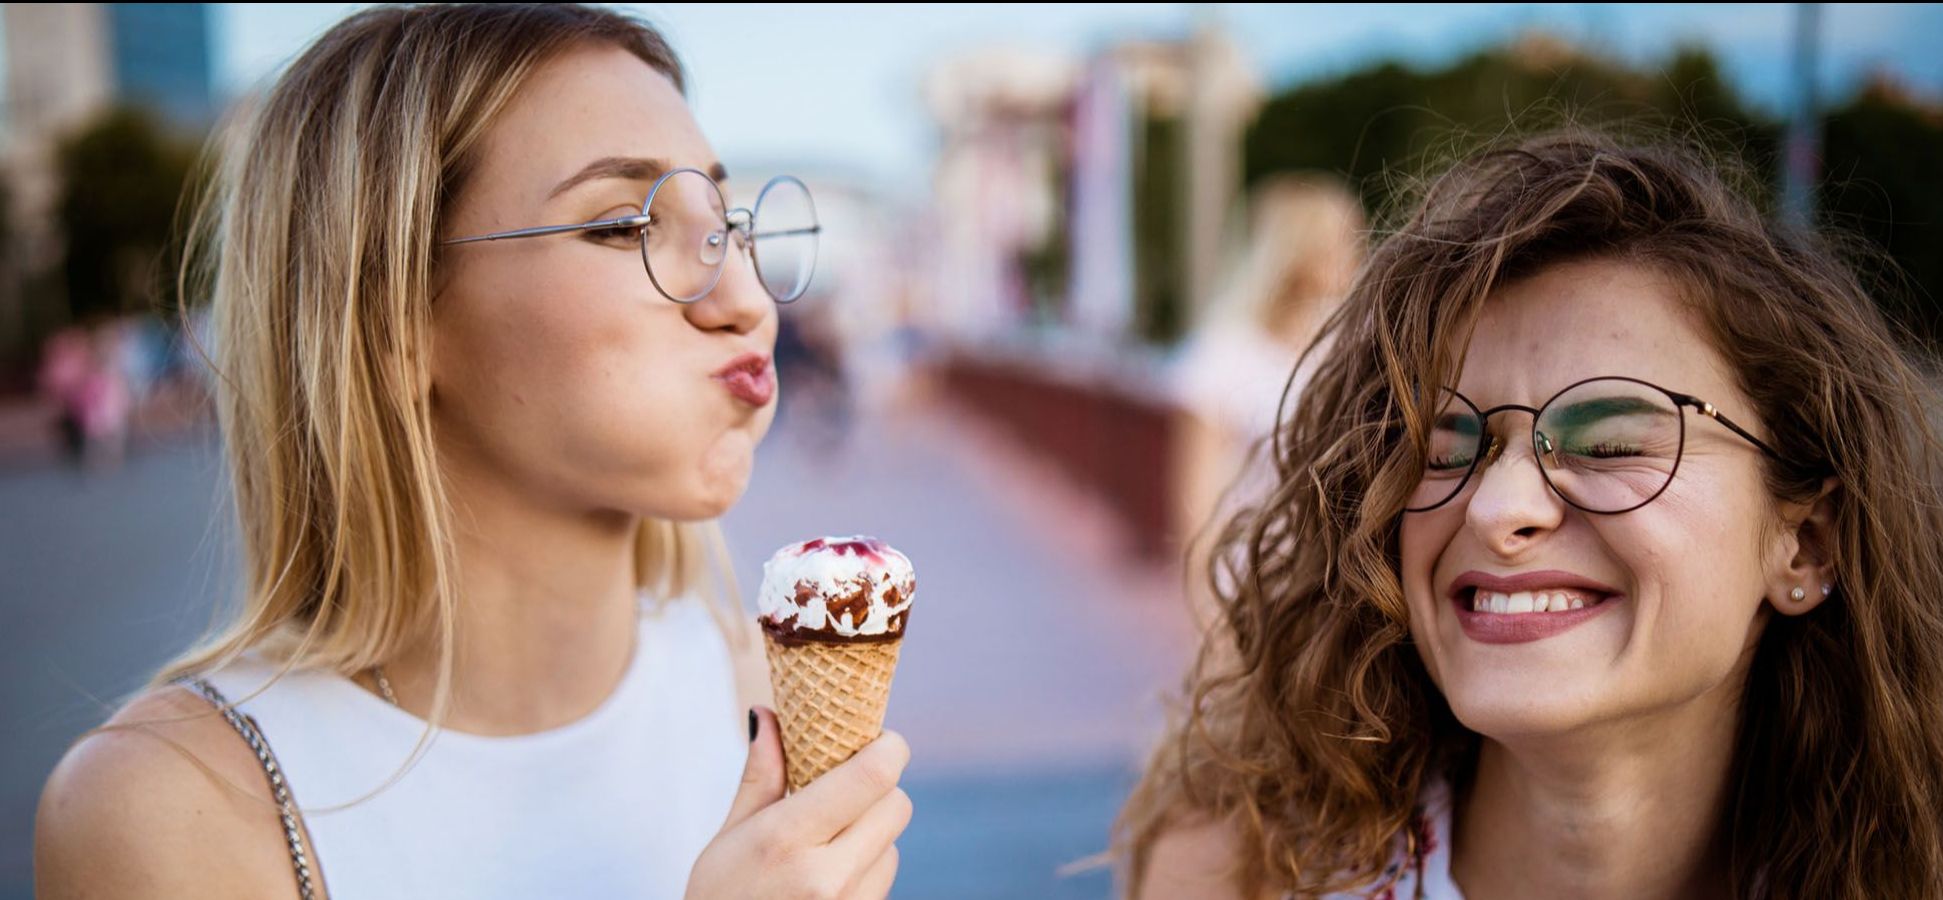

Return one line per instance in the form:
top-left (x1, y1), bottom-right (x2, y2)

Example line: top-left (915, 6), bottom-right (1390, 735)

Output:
top-left (1449, 690), bottom-right (1743, 900)
top-left (378, 451), bottom-right (644, 737)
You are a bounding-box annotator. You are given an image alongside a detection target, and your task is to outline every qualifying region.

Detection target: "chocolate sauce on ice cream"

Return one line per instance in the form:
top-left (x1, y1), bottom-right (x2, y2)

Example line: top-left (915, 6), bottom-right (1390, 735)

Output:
top-left (758, 536), bottom-right (916, 645)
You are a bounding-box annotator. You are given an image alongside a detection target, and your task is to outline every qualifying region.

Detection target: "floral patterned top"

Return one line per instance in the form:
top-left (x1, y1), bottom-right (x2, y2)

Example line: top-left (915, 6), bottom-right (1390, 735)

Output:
top-left (1315, 778), bottom-right (1464, 900)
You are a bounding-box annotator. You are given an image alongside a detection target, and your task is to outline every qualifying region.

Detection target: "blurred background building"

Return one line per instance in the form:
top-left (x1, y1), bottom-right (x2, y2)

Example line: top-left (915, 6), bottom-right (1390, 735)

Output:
top-left (4, 4), bottom-right (1942, 898)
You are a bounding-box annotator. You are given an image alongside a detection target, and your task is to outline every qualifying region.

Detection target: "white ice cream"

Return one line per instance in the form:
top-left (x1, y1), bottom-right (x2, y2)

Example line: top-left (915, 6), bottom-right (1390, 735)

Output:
top-left (758, 536), bottom-right (916, 639)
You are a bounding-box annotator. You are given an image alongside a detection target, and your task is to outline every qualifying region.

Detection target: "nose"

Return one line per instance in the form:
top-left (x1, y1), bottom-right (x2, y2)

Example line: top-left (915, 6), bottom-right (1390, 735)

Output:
top-left (1462, 419), bottom-right (1566, 556)
top-left (681, 230), bottom-right (772, 336)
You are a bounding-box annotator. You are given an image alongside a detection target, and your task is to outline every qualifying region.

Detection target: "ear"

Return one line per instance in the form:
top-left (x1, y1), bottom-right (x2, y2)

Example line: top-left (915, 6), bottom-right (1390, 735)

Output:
top-left (1767, 475), bottom-right (1841, 617)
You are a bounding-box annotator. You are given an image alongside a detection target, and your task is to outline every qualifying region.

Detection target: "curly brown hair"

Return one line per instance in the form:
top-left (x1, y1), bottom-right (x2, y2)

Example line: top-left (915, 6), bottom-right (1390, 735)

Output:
top-left (1116, 128), bottom-right (1943, 898)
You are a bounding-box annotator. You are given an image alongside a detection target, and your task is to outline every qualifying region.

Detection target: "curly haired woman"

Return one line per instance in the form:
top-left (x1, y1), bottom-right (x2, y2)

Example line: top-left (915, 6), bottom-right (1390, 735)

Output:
top-left (1120, 130), bottom-right (1943, 899)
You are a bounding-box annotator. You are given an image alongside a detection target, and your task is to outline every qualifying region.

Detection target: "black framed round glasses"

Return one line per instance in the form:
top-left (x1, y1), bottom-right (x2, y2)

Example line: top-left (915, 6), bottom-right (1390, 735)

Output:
top-left (440, 167), bottom-right (821, 304)
top-left (1405, 375), bottom-right (1786, 514)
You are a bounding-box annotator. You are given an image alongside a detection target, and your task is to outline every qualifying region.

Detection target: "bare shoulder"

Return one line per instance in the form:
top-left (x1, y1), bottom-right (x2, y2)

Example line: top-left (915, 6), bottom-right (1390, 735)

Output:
top-left (35, 684), bottom-right (314, 899)
top-left (1139, 811), bottom-right (1280, 900)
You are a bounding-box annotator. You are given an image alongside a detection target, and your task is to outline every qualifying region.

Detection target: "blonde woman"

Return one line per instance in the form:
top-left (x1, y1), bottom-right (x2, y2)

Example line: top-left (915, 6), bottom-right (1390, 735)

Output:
top-left (34, 5), bottom-right (909, 899)
top-left (1172, 173), bottom-right (1365, 629)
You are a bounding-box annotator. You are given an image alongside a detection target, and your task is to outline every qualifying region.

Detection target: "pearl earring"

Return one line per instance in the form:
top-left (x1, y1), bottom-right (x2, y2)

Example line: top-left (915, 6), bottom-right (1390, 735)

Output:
top-left (1790, 586), bottom-right (1806, 601)
top-left (1822, 583), bottom-right (1833, 597)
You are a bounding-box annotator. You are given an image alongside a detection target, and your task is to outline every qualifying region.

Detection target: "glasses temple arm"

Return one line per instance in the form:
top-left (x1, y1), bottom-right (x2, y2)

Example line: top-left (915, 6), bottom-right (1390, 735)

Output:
top-left (441, 214), bottom-right (652, 246)
top-left (1678, 395), bottom-right (1786, 461)
top-left (748, 225), bottom-right (822, 239)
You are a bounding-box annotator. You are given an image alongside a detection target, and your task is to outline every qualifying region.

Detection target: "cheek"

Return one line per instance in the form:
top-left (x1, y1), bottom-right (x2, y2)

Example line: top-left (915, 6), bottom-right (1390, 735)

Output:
top-left (1613, 478), bottom-right (1769, 680)
top-left (1398, 511), bottom-right (1459, 681)
top-left (560, 315), bottom-right (780, 518)
top-left (437, 235), bottom-right (782, 525)
top-left (435, 263), bottom-right (741, 504)
top-left (439, 251), bottom-right (630, 383)
top-left (570, 321), bottom-right (716, 460)
top-left (695, 425), bottom-right (759, 492)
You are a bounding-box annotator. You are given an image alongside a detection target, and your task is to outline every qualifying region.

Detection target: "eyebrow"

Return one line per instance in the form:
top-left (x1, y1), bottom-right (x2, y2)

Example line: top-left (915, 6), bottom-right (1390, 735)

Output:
top-left (547, 157), bottom-right (730, 200)
top-left (1547, 396), bottom-right (1674, 429)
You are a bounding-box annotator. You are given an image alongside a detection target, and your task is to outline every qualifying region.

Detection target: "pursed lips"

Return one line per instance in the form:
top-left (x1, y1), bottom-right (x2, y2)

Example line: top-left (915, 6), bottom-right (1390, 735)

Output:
top-left (712, 353), bottom-right (774, 406)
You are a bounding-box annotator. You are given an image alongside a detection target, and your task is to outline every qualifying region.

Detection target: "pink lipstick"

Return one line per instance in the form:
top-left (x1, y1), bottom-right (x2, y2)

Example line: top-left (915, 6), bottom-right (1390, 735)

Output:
top-left (1448, 569), bottom-right (1624, 644)
top-left (714, 353), bottom-right (774, 407)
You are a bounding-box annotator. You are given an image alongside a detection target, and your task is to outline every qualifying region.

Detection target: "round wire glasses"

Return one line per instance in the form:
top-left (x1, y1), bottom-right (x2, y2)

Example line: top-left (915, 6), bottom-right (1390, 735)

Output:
top-left (441, 167), bottom-right (821, 304)
top-left (1405, 375), bottom-right (1786, 514)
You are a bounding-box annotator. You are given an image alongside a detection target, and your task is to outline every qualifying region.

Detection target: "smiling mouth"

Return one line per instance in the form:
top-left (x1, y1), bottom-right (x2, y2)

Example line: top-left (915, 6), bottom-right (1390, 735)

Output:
top-left (1460, 587), bottom-right (1615, 615)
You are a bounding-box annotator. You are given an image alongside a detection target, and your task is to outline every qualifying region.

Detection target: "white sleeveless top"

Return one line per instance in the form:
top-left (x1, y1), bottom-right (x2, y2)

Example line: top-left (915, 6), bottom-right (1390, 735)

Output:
top-left (196, 594), bottom-right (745, 900)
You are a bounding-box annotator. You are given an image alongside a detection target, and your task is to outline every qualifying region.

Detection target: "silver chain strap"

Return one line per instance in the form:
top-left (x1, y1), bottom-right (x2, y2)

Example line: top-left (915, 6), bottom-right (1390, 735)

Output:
top-left (177, 677), bottom-right (318, 900)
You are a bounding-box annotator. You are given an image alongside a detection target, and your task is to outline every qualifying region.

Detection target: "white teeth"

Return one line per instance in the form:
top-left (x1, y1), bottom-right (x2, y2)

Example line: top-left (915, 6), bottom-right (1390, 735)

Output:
top-left (1470, 588), bottom-right (1601, 615)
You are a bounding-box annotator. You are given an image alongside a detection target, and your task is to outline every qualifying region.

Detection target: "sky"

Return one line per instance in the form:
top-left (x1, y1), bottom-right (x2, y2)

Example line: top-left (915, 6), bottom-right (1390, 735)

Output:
top-left (217, 3), bottom-right (1943, 193)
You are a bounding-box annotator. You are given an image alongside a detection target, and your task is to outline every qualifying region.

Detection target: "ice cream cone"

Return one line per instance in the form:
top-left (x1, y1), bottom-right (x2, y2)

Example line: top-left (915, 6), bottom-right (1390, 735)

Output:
top-left (756, 536), bottom-right (916, 793)
top-left (764, 633), bottom-right (902, 792)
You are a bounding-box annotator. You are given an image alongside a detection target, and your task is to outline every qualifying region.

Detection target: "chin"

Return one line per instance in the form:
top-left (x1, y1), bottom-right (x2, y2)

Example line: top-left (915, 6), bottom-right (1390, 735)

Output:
top-left (1437, 670), bottom-right (1618, 741)
top-left (607, 471), bottom-right (750, 523)
top-left (674, 476), bottom-right (753, 522)
top-left (686, 493), bottom-right (742, 522)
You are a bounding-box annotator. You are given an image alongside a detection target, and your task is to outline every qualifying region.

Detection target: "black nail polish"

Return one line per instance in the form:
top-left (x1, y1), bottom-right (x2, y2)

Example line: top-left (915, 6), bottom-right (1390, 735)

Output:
top-left (747, 708), bottom-right (758, 742)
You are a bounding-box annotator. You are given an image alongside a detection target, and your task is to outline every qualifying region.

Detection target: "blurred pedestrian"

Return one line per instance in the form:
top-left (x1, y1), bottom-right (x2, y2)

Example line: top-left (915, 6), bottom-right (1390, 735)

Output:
top-left (35, 321), bottom-right (132, 471)
top-left (773, 293), bottom-right (854, 458)
top-left (35, 326), bottom-right (92, 465)
top-left (1169, 173), bottom-right (1364, 629)
top-left (73, 323), bottom-right (132, 471)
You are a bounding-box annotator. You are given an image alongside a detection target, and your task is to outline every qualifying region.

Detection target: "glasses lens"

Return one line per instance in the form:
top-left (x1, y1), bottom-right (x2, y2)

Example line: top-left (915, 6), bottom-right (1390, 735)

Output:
top-left (1407, 388), bottom-right (1484, 511)
top-left (643, 169), bottom-right (729, 303)
top-left (753, 176), bottom-right (819, 303)
top-left (1535, 378), bottom-right (1683, 513)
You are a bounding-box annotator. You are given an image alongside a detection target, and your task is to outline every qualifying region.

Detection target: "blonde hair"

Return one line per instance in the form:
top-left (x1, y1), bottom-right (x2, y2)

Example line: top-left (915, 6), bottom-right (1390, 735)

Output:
top-left (1211, 172), bottom-right (1366, 340)
top-left (92, 3), bottom-right (754, 812)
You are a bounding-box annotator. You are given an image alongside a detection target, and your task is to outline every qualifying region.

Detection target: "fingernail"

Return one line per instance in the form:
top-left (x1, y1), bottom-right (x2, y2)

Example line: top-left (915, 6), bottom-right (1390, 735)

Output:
top-left (747, 708), bottom-right (758, 743)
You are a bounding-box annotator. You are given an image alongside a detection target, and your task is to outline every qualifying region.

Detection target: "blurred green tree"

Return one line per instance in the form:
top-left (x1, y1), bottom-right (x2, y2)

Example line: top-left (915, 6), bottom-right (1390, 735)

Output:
top-left (1243, 35), bottom-right (1941, 345)
top-left (1246, 38), bottom-right (1780, 219)
top-left (54, 105), bottom-right (201, 323)
top-left (1820, 80), bottom-right (1943, 346)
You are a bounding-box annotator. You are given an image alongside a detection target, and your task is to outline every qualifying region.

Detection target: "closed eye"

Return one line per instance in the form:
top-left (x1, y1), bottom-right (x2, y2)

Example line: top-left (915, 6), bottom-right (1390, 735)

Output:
top-left (584, 214), bottom-right (650, 242)
top-left (1574, 441), bottom-right (1642, 458)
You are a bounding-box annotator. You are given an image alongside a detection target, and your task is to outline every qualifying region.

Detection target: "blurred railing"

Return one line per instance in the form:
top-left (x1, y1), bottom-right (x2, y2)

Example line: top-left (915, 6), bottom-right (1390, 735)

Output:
top-left (939, 336), bottom-right (1177, 562)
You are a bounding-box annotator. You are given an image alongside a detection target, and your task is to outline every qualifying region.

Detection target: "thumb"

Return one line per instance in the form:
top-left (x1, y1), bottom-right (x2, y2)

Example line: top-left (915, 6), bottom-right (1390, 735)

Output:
top-left (719, 706), bottom-right (785, 832)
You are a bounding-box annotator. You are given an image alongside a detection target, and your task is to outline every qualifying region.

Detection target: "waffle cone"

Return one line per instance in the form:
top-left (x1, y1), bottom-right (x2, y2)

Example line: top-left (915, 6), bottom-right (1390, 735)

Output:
top-left (763, 632), bottom-right (903, 792)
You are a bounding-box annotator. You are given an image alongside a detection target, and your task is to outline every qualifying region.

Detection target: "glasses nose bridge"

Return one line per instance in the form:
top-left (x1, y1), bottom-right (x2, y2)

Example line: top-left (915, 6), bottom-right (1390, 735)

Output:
top-left (725, 207), bottom-right (755, 250)
top-left (1474, 402), bottom-right (1545, 468)
top-left (1460, 401), bottom-right (1568, 524)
